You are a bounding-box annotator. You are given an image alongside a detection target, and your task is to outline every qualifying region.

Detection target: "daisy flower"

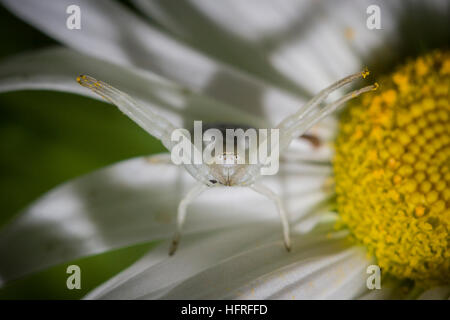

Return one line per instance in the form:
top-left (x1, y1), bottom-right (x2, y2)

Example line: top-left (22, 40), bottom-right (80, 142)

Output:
top-left (0, 0), bottom-right (448, 299)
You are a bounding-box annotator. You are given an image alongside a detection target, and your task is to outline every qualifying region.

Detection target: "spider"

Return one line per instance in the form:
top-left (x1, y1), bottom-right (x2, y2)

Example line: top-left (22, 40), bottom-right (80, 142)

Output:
top-left (78, 70), bottom-right (376, 255)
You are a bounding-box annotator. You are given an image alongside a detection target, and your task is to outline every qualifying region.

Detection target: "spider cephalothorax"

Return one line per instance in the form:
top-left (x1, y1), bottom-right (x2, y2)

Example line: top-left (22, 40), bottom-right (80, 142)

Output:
top-left (189, 123), bottom-right (261, 187)
top-left (78, 70), bottom-right (376, 255)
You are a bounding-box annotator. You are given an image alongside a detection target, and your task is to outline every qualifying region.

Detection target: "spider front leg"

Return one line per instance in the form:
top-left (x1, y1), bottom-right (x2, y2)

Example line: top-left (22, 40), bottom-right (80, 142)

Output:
top-left (77, 75), bottom-right (177, 149)
top-left (250, 183), bottom-right (291, 252)
top-left (169, 182), bottom-right (209, 255)
top-left (77, 74), bottom-right (213, 184)
top-left (276, 70), bottom-right (377, 151)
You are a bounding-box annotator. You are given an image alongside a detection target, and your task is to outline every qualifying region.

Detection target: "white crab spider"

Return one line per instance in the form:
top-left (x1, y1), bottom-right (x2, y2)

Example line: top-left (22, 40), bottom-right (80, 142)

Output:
top-left (77, 70), bottom-right (376, 255)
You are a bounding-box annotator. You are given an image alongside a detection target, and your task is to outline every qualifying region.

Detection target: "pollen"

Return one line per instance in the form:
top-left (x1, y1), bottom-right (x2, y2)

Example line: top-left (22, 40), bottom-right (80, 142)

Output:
top-left (362, 67), bottom-right (370, 79)
top-left (333, 51), bottom-right (450, 287)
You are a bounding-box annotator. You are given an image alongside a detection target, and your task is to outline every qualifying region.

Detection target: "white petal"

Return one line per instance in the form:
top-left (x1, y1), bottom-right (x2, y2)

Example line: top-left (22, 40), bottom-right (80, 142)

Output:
top-left (227, 247), bottom-right (370, 300)
top-left (1, 0), bottom-right (303, 125)
top-left (0, 47), bottom-right (265, 128)
top-left (136, 0), bottom-right (309, 43)
top-left (86, 224), bottom-right (279, 299)
top-left (270, 0), bottom-right (447, 92)
top-left (0, 155), bottom-right (330, 285)
top-left (132, 0), bottom-right (312, 96)
top-left (158, 0), bottom-right (439, 95)
top-left (269, 0), bottom-right (394, 93)
top-left (417, 286), bottom-right (450, 300)
top-left (136, 0), bottom-right (388, 93)
top-left (85, 221), bottom-right (346, 299)
top-left (86, 220), bottom-right (371, 300)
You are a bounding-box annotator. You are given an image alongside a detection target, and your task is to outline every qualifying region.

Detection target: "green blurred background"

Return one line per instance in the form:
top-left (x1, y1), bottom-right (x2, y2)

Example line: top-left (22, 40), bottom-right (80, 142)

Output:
top-left (0, 5), bottom-right (162, 299)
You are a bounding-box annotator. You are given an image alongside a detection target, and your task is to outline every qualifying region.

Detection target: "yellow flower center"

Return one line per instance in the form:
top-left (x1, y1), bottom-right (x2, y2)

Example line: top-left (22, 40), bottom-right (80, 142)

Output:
top-left (333, 51), bottom-right (450, 287)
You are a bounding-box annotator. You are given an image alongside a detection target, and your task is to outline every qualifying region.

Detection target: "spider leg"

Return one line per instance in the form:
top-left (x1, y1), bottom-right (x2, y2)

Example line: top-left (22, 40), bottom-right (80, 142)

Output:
top-left (276, 70), bottom-right (377, 151)
top-left (78, 75), bottom-right (212, 184)
top-left (281, 83), bottom-right (377, 148)
top-left (250, 183), bottom-right (291, 252)
top-left (77, 75), bottom-right (177, 149)
top-left (169, 182), bottom-right (209, 255)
